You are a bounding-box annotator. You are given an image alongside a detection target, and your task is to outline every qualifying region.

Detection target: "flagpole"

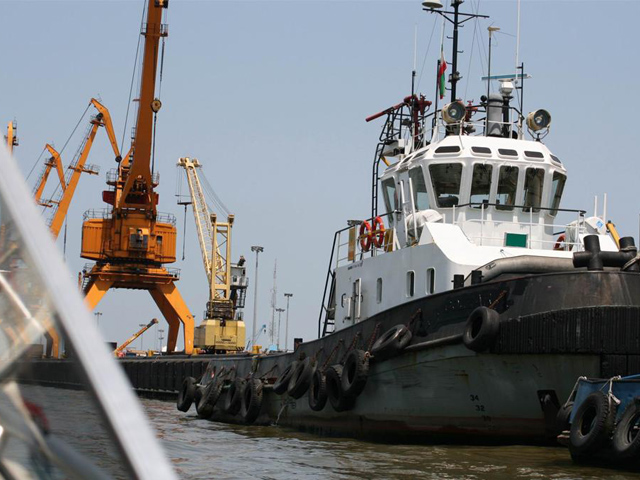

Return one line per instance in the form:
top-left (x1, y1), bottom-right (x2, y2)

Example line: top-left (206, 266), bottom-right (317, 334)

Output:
top-left (432, 14), bottom-right (446, 139)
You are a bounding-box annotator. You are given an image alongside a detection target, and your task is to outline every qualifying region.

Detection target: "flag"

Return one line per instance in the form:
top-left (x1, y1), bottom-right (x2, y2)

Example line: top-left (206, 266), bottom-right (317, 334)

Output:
top-left (438, 48), bottom-right (447, 99)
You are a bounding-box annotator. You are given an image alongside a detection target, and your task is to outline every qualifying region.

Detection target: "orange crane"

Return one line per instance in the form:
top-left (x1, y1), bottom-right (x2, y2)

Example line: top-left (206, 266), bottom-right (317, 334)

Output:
top-left (4, 121), bottom-right (18, 153)
top-left (80, 0), bottom-right (195, 354)
top-left (32, 99), bottom-right (120, 357)
top-left (114, 318), bottom-right (159, 356)
top-left (34, 144), bottom-right (65, 207)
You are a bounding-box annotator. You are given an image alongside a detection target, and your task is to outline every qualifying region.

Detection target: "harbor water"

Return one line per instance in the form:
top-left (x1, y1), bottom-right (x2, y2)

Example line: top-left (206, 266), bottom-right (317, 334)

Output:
top-left (143, 398), bottom-right (640, 480)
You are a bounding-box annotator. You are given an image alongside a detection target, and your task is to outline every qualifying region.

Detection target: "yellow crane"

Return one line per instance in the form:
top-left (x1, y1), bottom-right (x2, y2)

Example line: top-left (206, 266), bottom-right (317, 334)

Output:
top-left (80, 0), bottom-right (195, 355)
top-left (177, 157), bottom-right (247, 353)
top-left (4, 121), bottom-right (18, 153)
top-left (114, 318), bottom-right (159, 356)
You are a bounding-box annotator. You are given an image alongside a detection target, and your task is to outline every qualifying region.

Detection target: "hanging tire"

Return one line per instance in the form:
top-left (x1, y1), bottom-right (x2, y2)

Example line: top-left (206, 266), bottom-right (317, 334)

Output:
top-left (463, 307), bottom-right (500, 352)
top-left (569, 391), bottom-right (615, 458)
top-left (195, 383), bottom-right (214, 419)
top-left (326, 364), bottom-right (356, 412)
top-left (341, 349), bottom-right (369, 397)
top-left (273, 361), bottom-right (299, 395)
top-left (241, 378), bottom-right (264, 424)
top-left (371, 325), bottom-right (412, 362)
top-left (612, 398), bottom-right (640, 460)
top-left (556, 401), bottom-right (574, 434)
top-left (177, 376), bottom-right (196, 412)
top-left (308, 369), bottom-right (328, 412)
top-left (224, 377), bottom-right (246, 416)
top-left (288, 357), bottom-right (316, 399)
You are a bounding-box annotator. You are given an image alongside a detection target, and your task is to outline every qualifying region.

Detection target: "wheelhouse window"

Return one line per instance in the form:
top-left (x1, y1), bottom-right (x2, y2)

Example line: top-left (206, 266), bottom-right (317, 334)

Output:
top-left (496, 166), bottom-right (518, 211)
top-left (429, 163), bottom-right (462, 208)
top-left (381, 177), bottom-right (397, 222)
top-left (550, 172), bottom-right (566, 216)
top-left (409, 167), bottom-right (430, 211)
top-left (470, 164), bottom-right (492, 208)
top-left (522, 168), bottom-right (545, 213)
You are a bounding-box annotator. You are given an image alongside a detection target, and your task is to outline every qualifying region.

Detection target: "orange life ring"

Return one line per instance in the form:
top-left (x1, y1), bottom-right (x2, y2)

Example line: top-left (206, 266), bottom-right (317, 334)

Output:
top-left (553, 234), bottom-right (566, 251)
top-left (359, 221), bottom-right (372, 251)
top-left (372, 216), bottom-right (385, 249)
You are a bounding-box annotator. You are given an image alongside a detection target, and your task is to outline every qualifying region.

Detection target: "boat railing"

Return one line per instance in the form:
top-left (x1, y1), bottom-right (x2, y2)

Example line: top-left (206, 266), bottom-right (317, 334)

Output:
top-left (333, 211), bottom-right (395, 269)
top-left (452, 202), bottom-right (588, 251)
top-left (83, 208), bottom-right (113, 220)
top-left (318, 211), bottom-right (394, 337)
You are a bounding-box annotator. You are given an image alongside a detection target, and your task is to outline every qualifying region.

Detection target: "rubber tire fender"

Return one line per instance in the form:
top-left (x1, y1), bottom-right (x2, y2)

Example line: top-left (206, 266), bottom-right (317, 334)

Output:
top-left (462, 307), bottom-right (500, 352)
top-left (555, 401), bottom-right (574, 435)
top-left (569, 391), bottom-right (615, 457)
top-left (287, 357), bottom-right (316, 399)
top-left (612, 397), bottom-right (640, 459)
top-left (341, 349), bottom-right (369, 397)
top-left (273, 361), bottom-right (299, 395)
top-left (223, 377), bottom-right (246, 416)
top-left (176, 376), bottom-right (196, 412)
top-left (195, 383), bottom-right (214, 419)
top-left (326, 364), bottom-right (356, 412)
top-left (241, 378), bottom-right (264, 424)
top-left (371, 325), bottom-right (412, 362)
top-left (308, 369), bottom-right (328, 412)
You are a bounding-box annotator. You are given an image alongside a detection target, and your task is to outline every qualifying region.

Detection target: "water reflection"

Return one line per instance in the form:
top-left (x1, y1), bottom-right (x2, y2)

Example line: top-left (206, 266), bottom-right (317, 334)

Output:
top-left (145, 398), bottom-right (640, 480)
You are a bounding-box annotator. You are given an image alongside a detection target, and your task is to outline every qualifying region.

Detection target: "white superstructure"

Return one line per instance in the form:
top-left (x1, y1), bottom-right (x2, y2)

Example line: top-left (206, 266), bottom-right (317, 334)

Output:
top-left (326, 110), bottom-right (617, 334)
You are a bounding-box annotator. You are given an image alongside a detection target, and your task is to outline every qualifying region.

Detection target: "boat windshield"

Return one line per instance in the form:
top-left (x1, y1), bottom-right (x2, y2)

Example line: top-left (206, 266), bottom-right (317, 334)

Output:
top-left (496, 166), bottom-right (518, 211)
top-left (429, 163), bottom-right (462, 208)
top-left (409, 167), bottom-right (430, 210)
top-left (470, 164), bottom-right (492, 208)
top-left (550, 171), bottom-right (566, 216)
top-left (523, 167), bottom-right (545, 213)
top-left (0, 147), bottom-right (175, 480)
top-left (381, 178), bottom-right (397, 222)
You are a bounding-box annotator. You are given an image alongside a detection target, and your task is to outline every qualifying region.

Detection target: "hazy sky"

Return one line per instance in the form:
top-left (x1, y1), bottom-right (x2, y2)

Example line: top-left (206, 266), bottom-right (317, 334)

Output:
top-left (2, 0), bottom-right (638, 350)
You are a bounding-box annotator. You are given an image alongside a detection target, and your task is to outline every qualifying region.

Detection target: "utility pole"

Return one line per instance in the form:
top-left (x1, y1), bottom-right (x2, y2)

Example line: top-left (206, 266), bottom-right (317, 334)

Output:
top-left (284, 293), bottom-right (293, 352)
top-left (250, 246), bottom-right (263, 349)
top-left (276, 308), bottom-right (285, 350)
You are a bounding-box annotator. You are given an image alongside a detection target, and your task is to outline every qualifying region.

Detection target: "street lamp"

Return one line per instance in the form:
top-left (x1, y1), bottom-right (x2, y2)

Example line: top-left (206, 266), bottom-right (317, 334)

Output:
top-left (94, 311), bottom-right (102, 328)
top-left (250, 246), bottom-right (264, 349)
top-left (158, 329), bottom-right (165, 353)
top-left (284, 293), bottom-right (293, 351)
top-left (275, 308), bottom-right (285, 350)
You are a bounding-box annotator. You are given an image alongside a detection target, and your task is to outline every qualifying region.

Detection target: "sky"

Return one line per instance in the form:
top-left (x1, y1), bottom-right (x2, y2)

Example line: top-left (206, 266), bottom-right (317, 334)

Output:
top-left (2, 0), bottom-right (639, 351)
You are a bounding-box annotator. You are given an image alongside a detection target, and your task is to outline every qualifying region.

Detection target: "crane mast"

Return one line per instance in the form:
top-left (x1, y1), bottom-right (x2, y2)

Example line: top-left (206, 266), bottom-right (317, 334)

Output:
top-left (80, 0), bottom-right (195, 355)
top-left (177, 157), bottom-right (246, 353)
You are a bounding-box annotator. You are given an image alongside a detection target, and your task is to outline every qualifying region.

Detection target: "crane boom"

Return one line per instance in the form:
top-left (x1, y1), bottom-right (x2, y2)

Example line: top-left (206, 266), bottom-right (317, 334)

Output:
top-left (34, 144), bottom-right (65, 206)
top-left (119, 0), bottom-right (167, 211)
top-left (47, 116), bottom-right (100, 239)
top-left (114, 318), bottom-right (159, 355)
top-left (177, 158), bottom-right (214, 279)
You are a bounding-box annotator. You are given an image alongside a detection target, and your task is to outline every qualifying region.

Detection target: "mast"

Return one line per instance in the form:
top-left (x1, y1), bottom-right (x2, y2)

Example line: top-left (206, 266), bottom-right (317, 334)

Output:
top-left (422, 1), bottom-right (488, 104)
top-left (118, 0), bottom-right (168, 212)
top-left (450, 0), bottom-right (461, 103)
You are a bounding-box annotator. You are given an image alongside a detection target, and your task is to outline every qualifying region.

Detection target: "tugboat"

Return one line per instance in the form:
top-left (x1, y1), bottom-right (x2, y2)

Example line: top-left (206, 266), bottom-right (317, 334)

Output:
top-left (177, 0), bottom-right (640, 444)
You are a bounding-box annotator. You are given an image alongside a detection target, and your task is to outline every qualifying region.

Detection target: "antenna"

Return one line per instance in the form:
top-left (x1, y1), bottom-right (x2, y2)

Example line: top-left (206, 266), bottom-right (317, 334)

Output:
top-left (269, 259), bottom-right (277, 347)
